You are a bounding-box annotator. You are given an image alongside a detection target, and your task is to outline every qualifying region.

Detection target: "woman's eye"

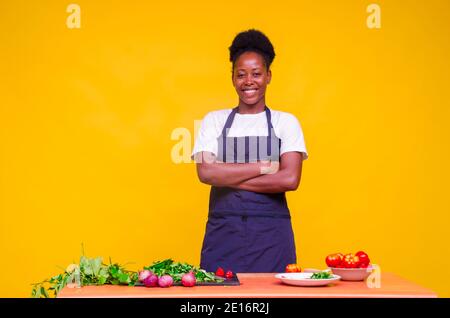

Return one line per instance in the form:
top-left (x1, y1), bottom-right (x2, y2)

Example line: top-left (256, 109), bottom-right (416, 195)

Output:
top-left (253, 73), bottom-right (261, 77)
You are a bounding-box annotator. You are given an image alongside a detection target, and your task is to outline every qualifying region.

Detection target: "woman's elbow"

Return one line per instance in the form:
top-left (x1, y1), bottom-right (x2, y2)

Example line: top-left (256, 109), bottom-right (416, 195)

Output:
top-left (199, 174), bottom-right (213, 185)
top-left (197, 164), bottom-right (213, 185)
top-left (197, 170), bottom-right (211, 185)
top-left (284, 175), bottom-right (301, 191)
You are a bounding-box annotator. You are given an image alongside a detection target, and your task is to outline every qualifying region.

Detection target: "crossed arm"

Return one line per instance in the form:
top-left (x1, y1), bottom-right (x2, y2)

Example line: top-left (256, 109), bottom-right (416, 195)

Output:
top-left (194, 151), bottom-right (303, 193)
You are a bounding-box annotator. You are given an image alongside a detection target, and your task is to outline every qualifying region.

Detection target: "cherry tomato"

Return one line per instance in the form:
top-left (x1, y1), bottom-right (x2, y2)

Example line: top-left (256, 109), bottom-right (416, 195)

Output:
top-left (285, 264), bottom-right (302, 273)
top-left (215, 267), bottom-right (225, 277)
top-left (342, 253), bottom-right (360, 268)
top-left (225, 270), bottom-right (233, 279)
top-left (355, 251), bottom-right (370, 267)
top-left (325, 253), bottom-right (344, 267)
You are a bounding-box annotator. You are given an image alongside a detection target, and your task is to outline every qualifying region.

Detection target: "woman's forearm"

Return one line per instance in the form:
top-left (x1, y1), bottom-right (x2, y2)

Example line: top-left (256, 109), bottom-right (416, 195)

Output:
top-left (229, 152), bottom-right (303, 193)
top-left (197, 161), bottom-right (263, 186)
top-left (229, 169), bottom-right (299, 193)
top-left (195, 152), bottom-right (279, 187)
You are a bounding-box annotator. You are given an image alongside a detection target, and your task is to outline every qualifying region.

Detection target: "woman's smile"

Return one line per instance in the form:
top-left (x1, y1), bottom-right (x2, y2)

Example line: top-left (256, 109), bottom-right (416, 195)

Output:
top-left (242, 88), bottom-right (258, 97)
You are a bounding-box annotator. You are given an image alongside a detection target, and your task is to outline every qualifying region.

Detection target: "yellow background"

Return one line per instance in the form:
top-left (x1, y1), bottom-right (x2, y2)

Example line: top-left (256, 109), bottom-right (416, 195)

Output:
top-left (1, 0), bottom-right (449, 297)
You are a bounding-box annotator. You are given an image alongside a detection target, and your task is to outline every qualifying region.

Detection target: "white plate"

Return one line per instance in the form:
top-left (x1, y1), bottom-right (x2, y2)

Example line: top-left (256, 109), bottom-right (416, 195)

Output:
top-left (275, 272), bottom-right (341, 287)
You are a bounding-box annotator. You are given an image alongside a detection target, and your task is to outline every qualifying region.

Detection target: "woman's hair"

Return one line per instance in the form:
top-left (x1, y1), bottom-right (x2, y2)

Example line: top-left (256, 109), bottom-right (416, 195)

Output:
top-left (229, 29), bottom-right (275, 72)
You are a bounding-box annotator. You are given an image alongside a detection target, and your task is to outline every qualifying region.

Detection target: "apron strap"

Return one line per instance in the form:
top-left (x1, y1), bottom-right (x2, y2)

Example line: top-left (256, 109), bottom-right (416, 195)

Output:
top-left (221, 107), bottom-right (239, 137)
top-left (265, 107), bottom-right (273, 156)
top-left (220, 106), bottom-right (275, 158)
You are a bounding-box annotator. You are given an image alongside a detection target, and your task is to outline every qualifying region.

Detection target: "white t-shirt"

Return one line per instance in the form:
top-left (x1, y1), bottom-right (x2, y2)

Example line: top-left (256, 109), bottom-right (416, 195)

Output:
top-left (192, 108), bottom-right (308, 160)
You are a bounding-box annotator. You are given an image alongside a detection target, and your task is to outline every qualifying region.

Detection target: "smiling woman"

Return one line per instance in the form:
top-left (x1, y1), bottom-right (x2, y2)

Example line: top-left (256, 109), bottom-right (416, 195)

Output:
top-left (229, 31), bottom-right (275, 113)
top-left (192, 29), bottom-right (309, 273)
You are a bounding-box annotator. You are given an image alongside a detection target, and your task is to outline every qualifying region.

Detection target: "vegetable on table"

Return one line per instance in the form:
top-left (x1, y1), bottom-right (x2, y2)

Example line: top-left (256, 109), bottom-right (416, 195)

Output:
top-left (31, 254), bottom-right (139, 298)
top-left (214, 267), bottom-right (233, 280)
top-left (143, 273), bottom-right (159, 287)
top-left (144, 259), bottom-right (224, 284)
top-left (215, 267), bottom-right (225, 277)
top-left (181, 272), bottom-right (196, 287)
top-left (355, 251), bottom-right (370, 267)
top-left (31, 250), bottom-right (223, 297)
top-left (342, 254), bottom-right (360, 268)
top-left (310, 271), bottom-right (333, 280)
top-left (325, 251), bottom-right (372, 269)
top-left (158, 275), bottom-right (174, 288)
top-left (138, 270), bottom-right (151, 282)
top-left (325, 253), bottom-right (344, 267)
top-left (225, 270), bottom-right (234, 279)
top-left (285, 264), bottom-right (302, 273)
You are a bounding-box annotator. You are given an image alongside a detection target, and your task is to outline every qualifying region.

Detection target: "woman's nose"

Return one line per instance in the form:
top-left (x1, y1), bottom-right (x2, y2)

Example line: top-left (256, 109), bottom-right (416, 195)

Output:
top-left (244, 74), bottom-right (253, 84)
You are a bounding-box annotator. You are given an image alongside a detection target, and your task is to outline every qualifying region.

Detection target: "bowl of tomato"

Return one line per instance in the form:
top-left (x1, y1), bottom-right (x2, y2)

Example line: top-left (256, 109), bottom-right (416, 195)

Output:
top-left (325, 251), bottom-right (373, 281)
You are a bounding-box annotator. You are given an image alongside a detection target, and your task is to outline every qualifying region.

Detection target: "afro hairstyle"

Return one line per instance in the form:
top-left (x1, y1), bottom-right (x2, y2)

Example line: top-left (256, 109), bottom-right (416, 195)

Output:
top-left (228, 29), bottom-right (276, 72)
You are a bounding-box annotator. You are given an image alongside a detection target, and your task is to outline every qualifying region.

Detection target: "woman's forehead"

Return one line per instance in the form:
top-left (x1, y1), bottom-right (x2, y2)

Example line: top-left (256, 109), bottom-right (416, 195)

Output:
top-left (235, 52), bottom-right (265, 70)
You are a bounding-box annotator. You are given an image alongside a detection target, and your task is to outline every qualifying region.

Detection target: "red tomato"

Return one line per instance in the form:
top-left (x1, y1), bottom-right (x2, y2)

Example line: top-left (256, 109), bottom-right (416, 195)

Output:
top-left (225, 270), bottom-right (233, 279)
top-left (285, 264), bottom-right (302, 273)
top-left (325, 253), bottom-right (344, 267)
top-left (359, 262), bottom-right (369, 268)
top-left (342, 253), bottom-right (360, 268)
top-left (355, 251), bottom-right (370, 267)
top-left (215, 267), bottom-right (225, 277)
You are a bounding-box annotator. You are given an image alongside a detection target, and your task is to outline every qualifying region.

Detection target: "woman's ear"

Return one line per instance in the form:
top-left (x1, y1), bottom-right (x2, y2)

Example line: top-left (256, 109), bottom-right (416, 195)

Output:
top-left (267, 69), bottom-right (272, 84)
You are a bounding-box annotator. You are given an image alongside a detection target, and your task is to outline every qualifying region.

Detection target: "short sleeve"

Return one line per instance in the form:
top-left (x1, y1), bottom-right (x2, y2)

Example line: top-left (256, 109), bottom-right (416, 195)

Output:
top-left (191, 112), bottom-right (221, 159)
top-left (279, 113), bottom-right (308, 160)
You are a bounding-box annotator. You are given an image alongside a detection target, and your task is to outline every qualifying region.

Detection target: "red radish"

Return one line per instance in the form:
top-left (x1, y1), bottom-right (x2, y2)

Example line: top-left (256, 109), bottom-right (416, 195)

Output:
top-left (225, 270), bottom-right (233, 279)
top-left (138, 270), bottom-right (152, 283)
top-left (181, 272), bottom-right (196, 287)
top-left (143, 274), bottom-right (158, 287)
top-left (158, 275), bottom-right (174, 288)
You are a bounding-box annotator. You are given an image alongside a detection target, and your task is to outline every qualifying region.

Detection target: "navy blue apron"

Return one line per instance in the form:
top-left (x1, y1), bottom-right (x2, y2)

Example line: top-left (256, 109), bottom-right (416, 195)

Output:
top-left (200, 106), bottom-right (296, 273)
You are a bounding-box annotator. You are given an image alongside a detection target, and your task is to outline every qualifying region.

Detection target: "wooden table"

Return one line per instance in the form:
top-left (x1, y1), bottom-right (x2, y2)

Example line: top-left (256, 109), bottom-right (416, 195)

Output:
top-left (57, 273), bottom-right (437, 298)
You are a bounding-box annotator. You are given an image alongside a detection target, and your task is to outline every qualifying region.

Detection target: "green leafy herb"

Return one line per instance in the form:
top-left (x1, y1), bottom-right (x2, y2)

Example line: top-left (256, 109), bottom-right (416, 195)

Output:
top-left (144, 259), bottom-right (224, 283)
top-left (310, 271), bottom-right (333, 279)
top-left (31, 252), bottom-right (138, 298)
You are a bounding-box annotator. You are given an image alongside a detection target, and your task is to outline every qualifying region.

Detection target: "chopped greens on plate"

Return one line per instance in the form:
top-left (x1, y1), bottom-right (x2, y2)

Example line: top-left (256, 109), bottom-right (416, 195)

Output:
top-left (310, 271), bottom-right (333, 279)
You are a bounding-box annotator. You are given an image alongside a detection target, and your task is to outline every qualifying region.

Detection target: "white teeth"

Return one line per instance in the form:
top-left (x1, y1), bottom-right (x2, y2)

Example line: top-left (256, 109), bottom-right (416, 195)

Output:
top-left (243, 89), bottom-right (257, 96)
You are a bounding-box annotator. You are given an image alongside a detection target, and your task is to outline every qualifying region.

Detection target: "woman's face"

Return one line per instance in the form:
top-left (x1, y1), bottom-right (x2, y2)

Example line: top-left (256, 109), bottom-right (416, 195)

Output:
top-left (232, 51), bottom-right (271, 106)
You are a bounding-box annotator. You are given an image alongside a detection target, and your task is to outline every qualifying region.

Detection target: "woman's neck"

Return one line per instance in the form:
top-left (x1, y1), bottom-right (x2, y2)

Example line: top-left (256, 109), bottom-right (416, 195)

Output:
top-left (237, 99), bottom-right (266, 114)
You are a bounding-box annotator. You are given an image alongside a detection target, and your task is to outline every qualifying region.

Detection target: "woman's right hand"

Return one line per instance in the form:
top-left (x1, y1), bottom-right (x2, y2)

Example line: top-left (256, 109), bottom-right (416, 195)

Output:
top-left (260, 160), bottom-right (280, 175)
